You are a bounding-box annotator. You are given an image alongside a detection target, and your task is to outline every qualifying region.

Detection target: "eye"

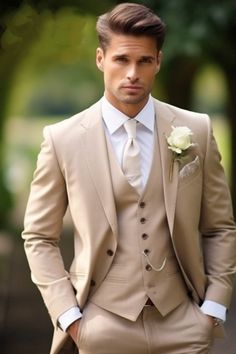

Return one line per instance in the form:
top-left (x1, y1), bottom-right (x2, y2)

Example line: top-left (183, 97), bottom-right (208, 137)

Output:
top-left (114, 56), bottom-right (128, 63)
top-left (139, 57), bottom-right (153, 64)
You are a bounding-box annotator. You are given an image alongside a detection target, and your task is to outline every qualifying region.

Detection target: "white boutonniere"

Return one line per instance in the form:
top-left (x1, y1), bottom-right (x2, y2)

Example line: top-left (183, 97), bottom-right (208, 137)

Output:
top-left (166, 126), bottom-right (194, 181)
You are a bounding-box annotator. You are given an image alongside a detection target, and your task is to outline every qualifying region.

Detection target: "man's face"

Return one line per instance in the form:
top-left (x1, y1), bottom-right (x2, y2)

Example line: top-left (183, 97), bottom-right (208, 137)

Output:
top-left (96, 33), bottom-right (162, 117)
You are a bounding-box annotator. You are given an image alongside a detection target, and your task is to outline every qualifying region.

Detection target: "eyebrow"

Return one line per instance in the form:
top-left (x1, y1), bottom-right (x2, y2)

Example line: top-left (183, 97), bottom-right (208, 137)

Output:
top-left (139, 55), bottom-right (155, 61)
top-left (112, 54), bottom-right (128, 59)
top-left (112, 54), bottom-right (155, 61)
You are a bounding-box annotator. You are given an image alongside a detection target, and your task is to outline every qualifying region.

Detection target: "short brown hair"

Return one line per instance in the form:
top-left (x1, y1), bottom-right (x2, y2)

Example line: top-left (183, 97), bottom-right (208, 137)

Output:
top-left (96, 3), bottom-right (166, 51)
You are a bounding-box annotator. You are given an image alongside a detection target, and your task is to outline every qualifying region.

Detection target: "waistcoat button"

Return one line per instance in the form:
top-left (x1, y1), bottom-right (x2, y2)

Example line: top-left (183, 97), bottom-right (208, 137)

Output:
top-left (142, 233), bottom-right (148, 240)
top-left (145, 264), bottom-right (152, 271)
top-left (139, 201), bottom-right (146, 208)
top-left (143, 249), bottom-right (150, 255)
top-left (140, 217), bottom-right (146, 224)
top-left (107, 249), bottom-right (114, 256)
top-left (90, 279), bottom-right (96, 286)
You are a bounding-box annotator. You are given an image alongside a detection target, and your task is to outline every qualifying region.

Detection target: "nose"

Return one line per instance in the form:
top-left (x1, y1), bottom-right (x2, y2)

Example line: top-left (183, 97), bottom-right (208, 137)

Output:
top-left (126, 65), bottom-right (139, 83)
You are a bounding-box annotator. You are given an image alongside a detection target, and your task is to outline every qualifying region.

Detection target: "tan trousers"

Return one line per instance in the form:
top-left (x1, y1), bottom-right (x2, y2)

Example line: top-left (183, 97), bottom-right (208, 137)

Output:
top-left (75, 298), bottom-right (214, 354)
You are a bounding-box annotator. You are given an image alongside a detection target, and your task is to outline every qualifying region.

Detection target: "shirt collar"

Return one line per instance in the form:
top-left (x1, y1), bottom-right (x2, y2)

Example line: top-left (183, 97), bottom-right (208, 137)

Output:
top-left (101, 95), bottom-right (155, 135)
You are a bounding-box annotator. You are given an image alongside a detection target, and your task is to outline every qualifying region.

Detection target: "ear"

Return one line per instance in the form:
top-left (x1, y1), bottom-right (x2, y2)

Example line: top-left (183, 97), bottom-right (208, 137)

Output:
top-left (96, 47), bottom-right (104, 72)
top-left (155, 51), bottom-right (162, 74)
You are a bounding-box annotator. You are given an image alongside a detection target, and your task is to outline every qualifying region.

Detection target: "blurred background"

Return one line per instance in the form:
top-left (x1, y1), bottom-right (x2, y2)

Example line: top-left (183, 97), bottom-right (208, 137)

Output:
top-left (0, 0), bottom-right (236, 353)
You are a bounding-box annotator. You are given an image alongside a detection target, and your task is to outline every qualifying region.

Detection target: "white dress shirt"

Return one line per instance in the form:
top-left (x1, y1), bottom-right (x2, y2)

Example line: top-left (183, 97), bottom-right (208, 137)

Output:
top-left (58, 95), bottom-right (226, 331)
top-left (102, 95), bottom-right (155, 188)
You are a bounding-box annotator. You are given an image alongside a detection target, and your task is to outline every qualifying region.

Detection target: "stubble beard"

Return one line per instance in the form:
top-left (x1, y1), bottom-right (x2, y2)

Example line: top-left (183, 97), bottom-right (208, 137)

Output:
top-left (117, 89), bottom-right (149, 106)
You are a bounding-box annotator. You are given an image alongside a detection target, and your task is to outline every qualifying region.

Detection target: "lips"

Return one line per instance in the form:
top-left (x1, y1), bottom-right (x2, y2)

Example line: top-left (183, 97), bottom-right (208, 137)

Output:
top-left (122, 85), bottom-right (142, 90)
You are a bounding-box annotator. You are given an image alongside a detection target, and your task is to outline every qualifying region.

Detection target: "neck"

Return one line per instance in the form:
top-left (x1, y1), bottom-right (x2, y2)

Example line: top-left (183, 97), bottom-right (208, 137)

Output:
top-left (104, 95), bottom-right (149, 118)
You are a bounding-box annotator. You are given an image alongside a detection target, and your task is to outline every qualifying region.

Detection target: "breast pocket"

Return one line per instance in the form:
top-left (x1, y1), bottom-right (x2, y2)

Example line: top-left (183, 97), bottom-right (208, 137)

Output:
top-left (178, 156), bottom-right (202, 189)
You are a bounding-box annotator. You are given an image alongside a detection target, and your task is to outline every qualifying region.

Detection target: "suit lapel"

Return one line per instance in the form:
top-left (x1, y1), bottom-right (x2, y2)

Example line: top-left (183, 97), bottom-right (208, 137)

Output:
top-left (79, 98), bottom-right (180, 237)
top-left (80, 101), bottom-right (118, 237)
top-left (155, 100), bottom-right (179, 235)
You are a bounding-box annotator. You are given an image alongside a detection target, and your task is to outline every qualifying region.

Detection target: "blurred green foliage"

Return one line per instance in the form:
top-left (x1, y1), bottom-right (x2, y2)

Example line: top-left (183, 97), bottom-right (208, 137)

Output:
top-left (8, 12), bottom-right (103, 117)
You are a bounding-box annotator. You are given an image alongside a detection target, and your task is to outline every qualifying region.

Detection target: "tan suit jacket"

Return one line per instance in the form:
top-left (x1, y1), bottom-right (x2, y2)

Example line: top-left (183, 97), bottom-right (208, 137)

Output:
top-left (22, 98), bottom-right (236, 353)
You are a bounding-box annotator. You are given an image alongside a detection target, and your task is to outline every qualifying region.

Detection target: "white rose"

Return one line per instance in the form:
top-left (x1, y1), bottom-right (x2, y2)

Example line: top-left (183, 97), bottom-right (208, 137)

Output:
top-left (167, 126), bottom-right (193, 154)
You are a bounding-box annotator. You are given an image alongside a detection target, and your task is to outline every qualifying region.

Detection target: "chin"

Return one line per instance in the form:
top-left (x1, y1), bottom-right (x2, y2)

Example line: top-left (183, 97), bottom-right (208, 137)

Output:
top-left (122, 95), bottom-right (147, 105)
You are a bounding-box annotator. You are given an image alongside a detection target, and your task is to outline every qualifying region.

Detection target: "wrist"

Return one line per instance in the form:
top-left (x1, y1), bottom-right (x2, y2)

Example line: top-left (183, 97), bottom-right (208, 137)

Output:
top-left (58, 307), bottom-right (82, 332)
top-left (212, 317), bottom-right (223, 327)
top-left (67, 319), bottom-right (80, 343)
top-left (207, 315), bottom-right (223, 327)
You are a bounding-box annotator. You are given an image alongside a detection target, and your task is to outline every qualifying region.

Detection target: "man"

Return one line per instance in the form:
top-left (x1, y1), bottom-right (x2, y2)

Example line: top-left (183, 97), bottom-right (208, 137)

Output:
top-left (22, 3), bottom-right (236, 354)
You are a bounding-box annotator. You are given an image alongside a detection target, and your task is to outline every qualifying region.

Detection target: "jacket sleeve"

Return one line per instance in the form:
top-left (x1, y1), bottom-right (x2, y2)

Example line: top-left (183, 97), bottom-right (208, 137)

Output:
top-left (22, 126), bottom-right (78, 326)
top-left (200, 115), bottom-right (236, 308)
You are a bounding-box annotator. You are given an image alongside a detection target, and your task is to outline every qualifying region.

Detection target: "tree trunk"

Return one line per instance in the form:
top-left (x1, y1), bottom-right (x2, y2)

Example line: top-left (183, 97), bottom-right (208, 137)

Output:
top-left (164, 57), bottom-right (200, 110)
top-left (0, 71), bottom-right (17, 228)
top-left (224, 66), bottom-right (236, 217)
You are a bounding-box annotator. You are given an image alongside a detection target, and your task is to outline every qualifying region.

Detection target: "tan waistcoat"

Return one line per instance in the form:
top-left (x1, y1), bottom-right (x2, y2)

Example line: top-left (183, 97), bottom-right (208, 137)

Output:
top-left (90, 131), bottom-right (188, 321)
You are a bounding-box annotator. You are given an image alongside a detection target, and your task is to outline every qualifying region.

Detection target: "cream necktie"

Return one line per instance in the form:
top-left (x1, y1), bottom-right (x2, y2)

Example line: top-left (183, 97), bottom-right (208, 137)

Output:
top-left (122, 119), bottom-right (142, 194)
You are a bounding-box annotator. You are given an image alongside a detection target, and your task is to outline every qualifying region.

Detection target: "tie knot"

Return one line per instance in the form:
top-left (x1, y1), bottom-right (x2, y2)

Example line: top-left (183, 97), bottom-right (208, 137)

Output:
top-left (124, 119), bottom-right (137, 139)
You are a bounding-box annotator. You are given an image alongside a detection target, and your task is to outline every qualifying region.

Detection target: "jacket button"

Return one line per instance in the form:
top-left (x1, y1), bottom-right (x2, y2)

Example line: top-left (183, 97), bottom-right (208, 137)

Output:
top-left (145, 264), bottom-right (152, 271)
top-left (90, 279), bottom-right (96, 286)
top-left (107, 249), bottom-right (114, 256)
top-left (144, 249), bottom-right (150, 255)
top-left (140, 217), bottom-right (146, 224)
top-left (139, 201), bottom-right (146, 208)
top-left (142, 233), bottom-right (148, 240)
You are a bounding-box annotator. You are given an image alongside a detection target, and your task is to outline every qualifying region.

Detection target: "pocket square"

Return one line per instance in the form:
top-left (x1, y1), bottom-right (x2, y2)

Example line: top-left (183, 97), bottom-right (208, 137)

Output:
top-left (179, 156), bottom-right (200, 179)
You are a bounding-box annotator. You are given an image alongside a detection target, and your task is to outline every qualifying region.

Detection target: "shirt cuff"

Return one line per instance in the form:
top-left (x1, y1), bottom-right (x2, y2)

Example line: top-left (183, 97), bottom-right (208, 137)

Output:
top-left (58, 307), bottom-right (82, 332)
top-left (200, 300), bottom-right (226, 322)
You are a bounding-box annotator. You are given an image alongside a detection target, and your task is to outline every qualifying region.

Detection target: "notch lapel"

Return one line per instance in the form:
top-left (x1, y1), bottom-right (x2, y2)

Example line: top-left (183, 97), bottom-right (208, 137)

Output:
top-left (155, 100), bottom-right (179, 235)
top-left (80, 101), bottom-right (118, 238)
